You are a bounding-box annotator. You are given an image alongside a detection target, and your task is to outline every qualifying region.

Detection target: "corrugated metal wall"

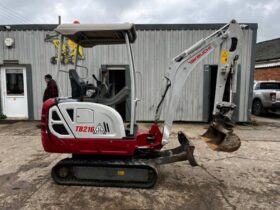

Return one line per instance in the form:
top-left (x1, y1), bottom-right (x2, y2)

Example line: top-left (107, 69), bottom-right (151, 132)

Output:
top-left (0, 25), bottom-right (256, 121)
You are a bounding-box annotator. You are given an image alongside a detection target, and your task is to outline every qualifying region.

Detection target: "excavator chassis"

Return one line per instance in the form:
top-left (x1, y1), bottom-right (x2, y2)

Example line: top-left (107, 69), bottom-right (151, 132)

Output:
top-left (51, 132), bottom-right (198, 188)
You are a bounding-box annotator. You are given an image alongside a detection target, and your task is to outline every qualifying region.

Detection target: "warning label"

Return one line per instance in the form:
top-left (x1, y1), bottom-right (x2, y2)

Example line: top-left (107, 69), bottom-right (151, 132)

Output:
top-left (220, 51), bottom-right (229, 64)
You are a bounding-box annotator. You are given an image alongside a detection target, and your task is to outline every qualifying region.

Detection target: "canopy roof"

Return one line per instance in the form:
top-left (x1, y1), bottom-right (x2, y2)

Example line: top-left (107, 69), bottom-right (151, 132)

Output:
top-left (55, 23), bottom-right (137, 47)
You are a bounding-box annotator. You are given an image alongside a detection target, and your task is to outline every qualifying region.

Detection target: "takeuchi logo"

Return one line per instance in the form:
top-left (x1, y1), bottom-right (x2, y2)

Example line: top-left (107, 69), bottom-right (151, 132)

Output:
top-left (187, 45), bottom-right (212, 64)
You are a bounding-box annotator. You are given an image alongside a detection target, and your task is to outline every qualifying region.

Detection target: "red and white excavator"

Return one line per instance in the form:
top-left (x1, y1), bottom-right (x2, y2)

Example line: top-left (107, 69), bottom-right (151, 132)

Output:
top-left (41, 20), bottom-right (243, 188)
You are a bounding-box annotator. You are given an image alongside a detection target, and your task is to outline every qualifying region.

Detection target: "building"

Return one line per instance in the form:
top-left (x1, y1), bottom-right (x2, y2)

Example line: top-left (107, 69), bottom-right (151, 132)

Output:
top-left (0, 23), bottom-right (257, 122)
top-left (255, 38), bottom-right (280, 81)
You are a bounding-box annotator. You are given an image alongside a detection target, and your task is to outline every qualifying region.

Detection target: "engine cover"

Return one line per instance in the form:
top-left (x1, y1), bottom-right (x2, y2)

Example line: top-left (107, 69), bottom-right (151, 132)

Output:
top-left (49, 101), bottom-right (126, 139)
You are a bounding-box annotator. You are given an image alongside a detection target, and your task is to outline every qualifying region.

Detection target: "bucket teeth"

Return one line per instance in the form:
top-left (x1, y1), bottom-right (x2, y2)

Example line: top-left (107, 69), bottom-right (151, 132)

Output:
top-left (202, 125), bottom-right (241, 152)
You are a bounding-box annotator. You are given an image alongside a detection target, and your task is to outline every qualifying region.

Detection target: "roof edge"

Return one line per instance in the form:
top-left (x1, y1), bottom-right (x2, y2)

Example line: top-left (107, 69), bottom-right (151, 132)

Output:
top-left (0, 24), bottom-right (58, 31)
top-left (0, 23), bottom-right (258, 31)
top-left (257, 37), bottom-right (280, 44)
top-left (136, 23), bottom-right (258, 30)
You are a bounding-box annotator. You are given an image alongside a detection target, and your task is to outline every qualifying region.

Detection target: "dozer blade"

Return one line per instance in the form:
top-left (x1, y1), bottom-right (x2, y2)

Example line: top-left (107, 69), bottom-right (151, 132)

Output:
top-left (154, 131), bottom-right (198, 167)
top-left (202, 123), bottom-right (241, 152)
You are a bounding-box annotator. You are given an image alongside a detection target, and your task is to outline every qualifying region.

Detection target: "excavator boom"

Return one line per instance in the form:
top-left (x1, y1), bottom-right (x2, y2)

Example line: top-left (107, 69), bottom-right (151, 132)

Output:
top-left (156, 20), bottom-right (243, 152)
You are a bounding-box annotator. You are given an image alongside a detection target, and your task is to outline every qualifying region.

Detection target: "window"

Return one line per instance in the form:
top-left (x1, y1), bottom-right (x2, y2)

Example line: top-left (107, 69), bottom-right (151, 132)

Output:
top-left (254, 83), bottom-right (260, 90)
top-left (6, 69), bottom-right (24, 95)
top-left (260, 82), bottom-right (280, 90)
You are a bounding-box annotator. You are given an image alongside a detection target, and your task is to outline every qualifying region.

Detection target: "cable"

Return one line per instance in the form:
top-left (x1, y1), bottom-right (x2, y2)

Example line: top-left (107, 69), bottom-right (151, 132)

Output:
top-left (0, 3), bottom-right (32, 24)
top-left (0, 2), bottom-right (31, 23)
top-left (0, 7), bottom-right (27, 24)
top-left (0, 8), bottom-right (26, 24)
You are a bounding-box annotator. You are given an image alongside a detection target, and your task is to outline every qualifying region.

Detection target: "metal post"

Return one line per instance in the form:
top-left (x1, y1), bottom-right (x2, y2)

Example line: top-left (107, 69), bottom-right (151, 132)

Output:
top-left (129, 42), bottom-right (138, 125)
top-left (74, 45), bottom-right (79, 70)
top-left (55, 35), bottom-right (64, 81)
top-left (125, 33), bottom-right (136, 135)
top-left (55, 35), bottom-right (64, 97)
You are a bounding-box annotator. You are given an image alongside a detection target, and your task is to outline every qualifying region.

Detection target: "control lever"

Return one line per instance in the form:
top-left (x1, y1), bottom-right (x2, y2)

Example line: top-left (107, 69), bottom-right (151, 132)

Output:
top-left (92, 74), bottom-right (102, 86)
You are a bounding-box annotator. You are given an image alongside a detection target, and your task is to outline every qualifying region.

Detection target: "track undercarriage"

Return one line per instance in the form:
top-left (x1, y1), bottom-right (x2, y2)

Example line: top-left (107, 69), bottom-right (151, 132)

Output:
top-left (51, 132), bottom-right (198, 188)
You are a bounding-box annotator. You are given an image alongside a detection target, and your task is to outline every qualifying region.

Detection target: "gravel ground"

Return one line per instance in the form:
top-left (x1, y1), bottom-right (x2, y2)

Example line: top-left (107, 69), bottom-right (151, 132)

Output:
top-left (0, 115), bottom-right (279, 210)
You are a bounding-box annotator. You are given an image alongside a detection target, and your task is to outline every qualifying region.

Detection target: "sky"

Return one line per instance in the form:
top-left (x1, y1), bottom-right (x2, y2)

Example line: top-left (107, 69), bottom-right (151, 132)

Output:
top-left (0, 0), bottom-right (279, 42)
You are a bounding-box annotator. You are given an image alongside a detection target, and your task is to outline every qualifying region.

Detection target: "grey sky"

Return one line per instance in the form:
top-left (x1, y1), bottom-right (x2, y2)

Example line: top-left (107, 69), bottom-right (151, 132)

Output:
top-left (0, 0), bottom-right (279, 42)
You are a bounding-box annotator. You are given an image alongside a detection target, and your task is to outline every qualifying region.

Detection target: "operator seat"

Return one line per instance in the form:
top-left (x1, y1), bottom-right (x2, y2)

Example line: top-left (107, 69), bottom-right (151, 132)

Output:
top-left (69, 69), bottom-right (86, 99)
top-left (69, 69), bottom-right (130, 106)
top-left (85, 87), bottom-right (130, 106)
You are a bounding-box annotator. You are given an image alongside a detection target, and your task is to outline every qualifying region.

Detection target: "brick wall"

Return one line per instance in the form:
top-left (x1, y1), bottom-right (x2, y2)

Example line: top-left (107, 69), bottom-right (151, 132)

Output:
top-left (254, 67), bottom-right (280, 81)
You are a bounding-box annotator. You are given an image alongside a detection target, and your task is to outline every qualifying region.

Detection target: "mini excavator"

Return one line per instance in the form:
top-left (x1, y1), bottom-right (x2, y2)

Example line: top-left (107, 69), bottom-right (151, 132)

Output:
top-left (41, 20), bottom-right (243, 188)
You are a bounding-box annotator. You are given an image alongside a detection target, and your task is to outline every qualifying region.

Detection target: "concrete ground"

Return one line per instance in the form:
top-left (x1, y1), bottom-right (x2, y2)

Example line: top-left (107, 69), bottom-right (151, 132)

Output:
top-left (0, 115), bottom-right (279, 210)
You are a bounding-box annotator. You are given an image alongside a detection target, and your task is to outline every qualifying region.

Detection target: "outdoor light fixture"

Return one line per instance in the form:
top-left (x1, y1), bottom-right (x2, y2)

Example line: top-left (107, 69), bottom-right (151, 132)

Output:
top-left (4, 37), bottom-right (14, 48)
top-left (4, 25), bottom-right (11, 30)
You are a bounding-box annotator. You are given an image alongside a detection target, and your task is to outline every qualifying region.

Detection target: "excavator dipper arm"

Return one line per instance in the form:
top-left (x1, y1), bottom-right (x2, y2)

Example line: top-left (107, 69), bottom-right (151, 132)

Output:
top-left (155, 20), bottom-right (243, 152)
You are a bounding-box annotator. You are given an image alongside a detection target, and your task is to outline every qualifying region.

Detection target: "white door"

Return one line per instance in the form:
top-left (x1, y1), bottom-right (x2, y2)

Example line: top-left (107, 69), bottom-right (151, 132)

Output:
top-left (1, 67), bottom-right (28, 119)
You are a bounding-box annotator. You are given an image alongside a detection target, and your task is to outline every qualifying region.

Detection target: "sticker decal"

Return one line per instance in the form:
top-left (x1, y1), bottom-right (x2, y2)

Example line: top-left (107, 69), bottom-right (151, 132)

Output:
top-left (75, 122), bottom-right (110, 134)
top-left (75, 126), bottom-right (95, 132)
top-left (93, 123), bottom-right (106, 134)
top-left (187, 45), bottom-right (212, 64)
top-left (93, 122), bottom-right (110, 135)
top-left (220, 50), bottom-right (229, 64)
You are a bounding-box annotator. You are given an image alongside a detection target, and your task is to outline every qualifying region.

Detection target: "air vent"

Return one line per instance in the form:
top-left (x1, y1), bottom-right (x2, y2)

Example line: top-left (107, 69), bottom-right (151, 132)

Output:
top-left (52, 124), bottom-right (69, 135)
top-left (52, 110), bottom-right (60, 120)
top-left (66, 109), bottom-right (74, 121)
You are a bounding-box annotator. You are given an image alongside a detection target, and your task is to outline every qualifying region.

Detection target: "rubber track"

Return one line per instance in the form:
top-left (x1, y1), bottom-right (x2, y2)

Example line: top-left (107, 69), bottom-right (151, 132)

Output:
top-left (51, 158), bottom-right (158, 188)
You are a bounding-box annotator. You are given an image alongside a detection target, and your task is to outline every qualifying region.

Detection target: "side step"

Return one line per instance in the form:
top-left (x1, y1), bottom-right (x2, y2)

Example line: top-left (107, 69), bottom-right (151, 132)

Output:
top-left (51, 131), bottom-right (197, 188)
